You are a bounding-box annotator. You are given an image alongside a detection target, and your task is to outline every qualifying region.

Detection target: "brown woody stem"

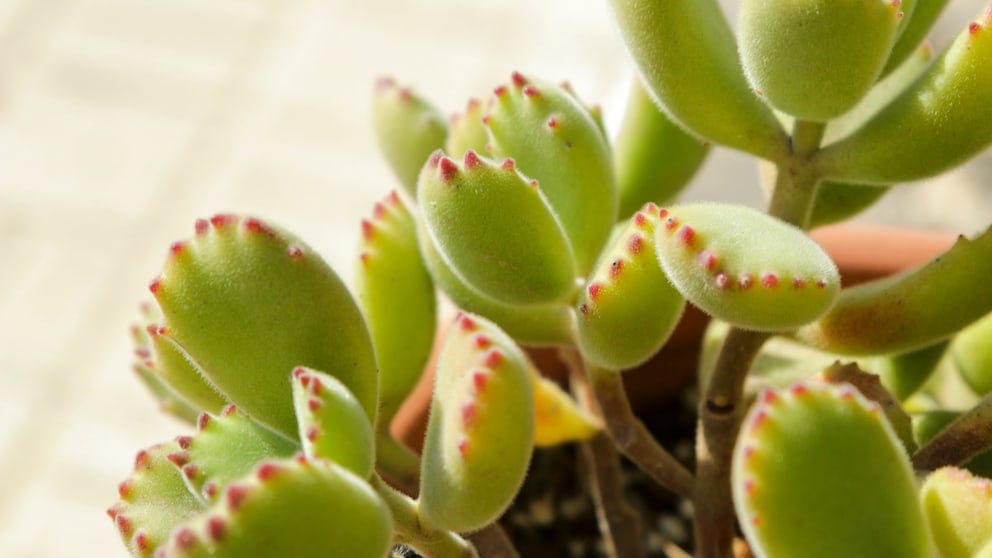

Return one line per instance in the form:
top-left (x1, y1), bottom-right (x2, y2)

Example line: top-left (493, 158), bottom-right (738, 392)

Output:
top-left (560, 349), bottom-right (695, 500)
top-left (912, 392), bottom-right (992, 471)
top-left (693, 328), bottom-right (770, 558)
top-left (567, 351), bottom-right (648, 558)
top-left (694, 122), bottom-right (821, 556)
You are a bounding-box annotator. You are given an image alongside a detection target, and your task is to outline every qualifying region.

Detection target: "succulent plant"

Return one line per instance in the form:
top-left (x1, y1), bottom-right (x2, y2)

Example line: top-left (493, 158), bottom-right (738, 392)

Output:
top-left (113, 1), bottom-right (992, 557)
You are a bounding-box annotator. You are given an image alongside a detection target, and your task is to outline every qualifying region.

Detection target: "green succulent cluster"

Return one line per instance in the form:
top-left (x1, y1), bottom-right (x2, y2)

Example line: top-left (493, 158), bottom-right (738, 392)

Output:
top-left (114, 1), bottom-right (992, 557)
top-left (114, 211), bottom-right (596, 557)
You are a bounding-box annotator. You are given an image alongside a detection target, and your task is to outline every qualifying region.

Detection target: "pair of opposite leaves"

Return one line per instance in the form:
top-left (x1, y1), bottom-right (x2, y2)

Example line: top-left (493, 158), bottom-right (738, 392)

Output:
top-left (611, 0), bottom-right (992, 190)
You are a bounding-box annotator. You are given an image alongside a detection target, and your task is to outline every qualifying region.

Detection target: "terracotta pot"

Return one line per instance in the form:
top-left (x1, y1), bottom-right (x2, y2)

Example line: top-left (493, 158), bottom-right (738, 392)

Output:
top-left (391, 224), bottom-right (957, 452)
top-left (810, 223), bottom-right (956, 287)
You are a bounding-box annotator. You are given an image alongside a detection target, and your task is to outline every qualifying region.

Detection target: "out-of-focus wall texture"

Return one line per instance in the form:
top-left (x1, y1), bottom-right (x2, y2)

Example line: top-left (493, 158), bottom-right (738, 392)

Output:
top-left (0, 0), bottom-right (988, 556)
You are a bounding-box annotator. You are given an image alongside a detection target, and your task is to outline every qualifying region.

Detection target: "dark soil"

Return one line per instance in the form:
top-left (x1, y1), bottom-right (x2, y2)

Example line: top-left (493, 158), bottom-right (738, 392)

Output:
top-left (500, 388), bottom-right (698, 557)
top-left (394, 387), bottom-right (699, 558)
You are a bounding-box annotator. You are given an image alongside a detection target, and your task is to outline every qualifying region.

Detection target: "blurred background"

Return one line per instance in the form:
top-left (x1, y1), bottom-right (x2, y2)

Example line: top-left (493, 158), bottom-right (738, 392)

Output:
top-left (0, 0), bottom-right (988, 556)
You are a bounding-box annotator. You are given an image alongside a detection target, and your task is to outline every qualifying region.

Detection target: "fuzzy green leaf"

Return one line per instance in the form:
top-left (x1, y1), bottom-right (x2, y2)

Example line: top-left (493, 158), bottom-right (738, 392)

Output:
top-left (796, 226), bottom-right (992, 355)
top-left (485, 73), bottom-right (617, 274)
top-left (180, 406), bottom-right (298, 503)
top-left (739, 0), bottom-right (902, 121)
top-left (654, 203), bottom-right (840, 331)
top-left (445, 97), bottom-right (490, 159)
top-left (417, 150), bottom-right (577, 306)
top-left (157, 457), bottom-right (393, 558)
top-left (733, 382), bottom-right (931, 558)
top-left (880, 0), bottom-right (950, 76)
top-left (576, 204), bottom-right (685, 370)
top-left (418, 312), bottom-right (534, 532)
top-left (417, 219), bottom-right (573, 346)
top-left (921, 467), bottom-right (992, 558)
top-left (108, 442), bottom-right (206, 557)
top-left (355, 192), bottom-right (436, 422)
top-left (141, 326), bottom-right (229, 418)
top-left (952, 310), bottom-right (992, 396)
top-left (817, 362), bottom-right (917, 453)
top-left (609, 0), bottom-right (787, 160)
top-left (818, 13), bottom-right (992, 184)
top-left (372, 78), bottom-right (448, 198)
top-left (292, 368), bottom-right (375, 478)
top-left (151, 215), bottom-right (379, 439)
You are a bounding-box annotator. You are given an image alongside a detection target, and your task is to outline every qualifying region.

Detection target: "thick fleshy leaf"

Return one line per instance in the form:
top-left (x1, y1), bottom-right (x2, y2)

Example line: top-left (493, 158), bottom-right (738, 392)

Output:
top-left (132, 303), bottom-right (228, 422)
top-left (179, 406), bottom-right (298, 503)
top-left (816, 362), bottom-right (916, 453)
top-left (921, 467), bottom-right (992, 558)
top-left (485, 73), bottom-right (617, 273)
top-left (355, 191), bottom-right (436, 421)
top-left (372, 78), bottom-right (447, 198)
top-left (880, 0), bottom-right (950, 76)
top-left (869, 341), bottom-right (948, 401)
top-left (142, 326), bottom-right (229, 417)
top-left (150, 215), bottom-right (379, 438)
top-left (292, 368), bottom-right (375, 478)
top-left (108, 442), bottom-right (206, 557)
top-left (953, 311), bottom-right (992, 396)
top-left (608, 0), bottom-right (787, 160)
top-left (823, 41), bottom-right (933, 145)
top-left (733, 382), bottom-right (931, 558)
top-left (739, 0), bottom-right (902, 121)
top-left (445, 97), bottom-right (490, 159)
top-left (417, 150), bottom-right (577, 306)
top-left (818, 13), bottom-right (992, 184)
top-left (419, 312), bottom-right (534, 532)
top-left (796, 226), bottom-right (992, 355)
top-left (653, 203), bottom-right (839, 331)
top-left (157, 457), bottom-right (392, 558)
top-left (576, 204), bottom-right (685, 370)
top-left (417, 220), bottom-right (573, 345)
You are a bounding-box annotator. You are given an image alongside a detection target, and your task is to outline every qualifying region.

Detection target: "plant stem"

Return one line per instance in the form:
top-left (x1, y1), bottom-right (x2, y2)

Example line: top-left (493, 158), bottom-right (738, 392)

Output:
top-left (693, 329), bottom-right (770, 558)
top-left (561, 349), bottom-right (695, 499)
top-left (568, 351), bottom-right (648, 558)
top-left (912, 392), bottom-right (992, 471)
top-left (767, 119), bottom-right (826, 229)
top-left (791, 119), bottom-right (826, 157)
top-left (370, 474), bottom-right (479, 558)
top-left (694, 120), bottom-right (824, 558)
top-left (376, 427), bottom-right (422, 496)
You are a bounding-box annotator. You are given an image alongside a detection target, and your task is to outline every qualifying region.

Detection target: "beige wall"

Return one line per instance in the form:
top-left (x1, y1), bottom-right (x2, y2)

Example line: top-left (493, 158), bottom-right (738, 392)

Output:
top-left (0, 0), bottom-right (988, 555)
